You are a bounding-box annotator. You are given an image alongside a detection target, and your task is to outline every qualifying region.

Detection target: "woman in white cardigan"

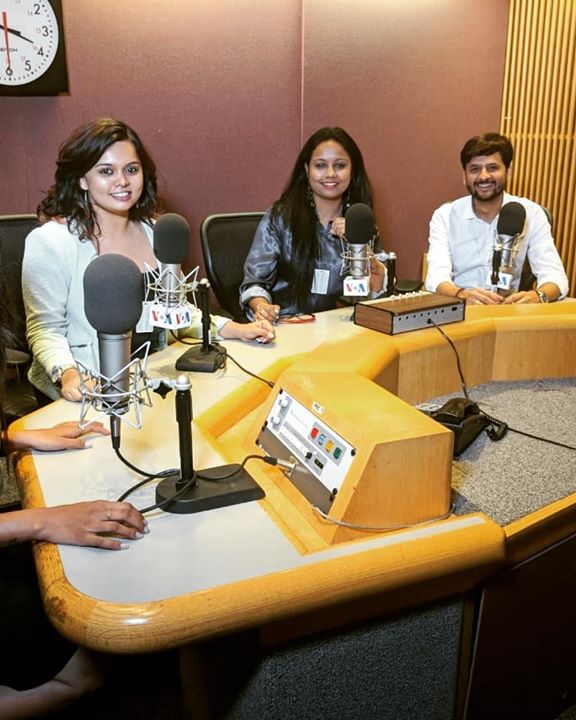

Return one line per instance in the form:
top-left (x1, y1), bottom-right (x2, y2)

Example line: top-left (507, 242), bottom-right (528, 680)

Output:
top-left (23, 117), bottom-right (274, 403)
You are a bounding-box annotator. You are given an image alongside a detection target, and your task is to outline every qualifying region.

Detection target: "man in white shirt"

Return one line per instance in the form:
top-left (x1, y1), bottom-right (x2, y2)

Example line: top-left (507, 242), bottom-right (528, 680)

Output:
top-left (425, 133), bottom-right (568, 305)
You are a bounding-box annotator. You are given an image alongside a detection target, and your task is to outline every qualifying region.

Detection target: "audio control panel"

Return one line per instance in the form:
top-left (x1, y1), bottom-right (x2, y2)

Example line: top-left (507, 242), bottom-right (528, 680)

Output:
top-left (257, 389), bottom-right (356, 498)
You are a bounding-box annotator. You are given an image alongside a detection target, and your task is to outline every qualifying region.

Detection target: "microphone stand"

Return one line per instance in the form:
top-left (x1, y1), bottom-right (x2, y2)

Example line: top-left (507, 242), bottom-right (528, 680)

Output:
top-left (154, 374), bottom-right (264, 514)
top-left (385, 252), bottom-right (396, 297)
top-left (491, 243), bottom-right (502, 288)
top-left (175, 279), bottom-right (226, 372)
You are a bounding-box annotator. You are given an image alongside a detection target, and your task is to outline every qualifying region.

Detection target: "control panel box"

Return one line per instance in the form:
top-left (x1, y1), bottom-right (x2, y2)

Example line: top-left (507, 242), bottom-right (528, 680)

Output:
top-left (248, 371), bottom-right (453, 545)
top-left (257, 389), bottom-right (355, 512)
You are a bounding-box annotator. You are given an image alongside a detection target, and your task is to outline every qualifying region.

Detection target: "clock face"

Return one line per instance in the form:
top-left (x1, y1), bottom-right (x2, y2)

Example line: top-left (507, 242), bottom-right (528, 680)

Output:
top-left (0, 0), bottom-right (60, 86)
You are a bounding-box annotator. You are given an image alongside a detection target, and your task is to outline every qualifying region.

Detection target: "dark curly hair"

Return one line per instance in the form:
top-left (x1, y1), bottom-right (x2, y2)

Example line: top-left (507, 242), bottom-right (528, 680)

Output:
top-left (271, 126), bottom-right (373, 308)
top-left (38, 117), bottom-right (160, 243)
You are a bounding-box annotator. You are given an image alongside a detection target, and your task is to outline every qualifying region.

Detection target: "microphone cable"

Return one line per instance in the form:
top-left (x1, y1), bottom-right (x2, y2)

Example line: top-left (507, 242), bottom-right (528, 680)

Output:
top-left (427, 317), bottom-right (576, 451)
top-left (223, 350), bottom-right (274, 388)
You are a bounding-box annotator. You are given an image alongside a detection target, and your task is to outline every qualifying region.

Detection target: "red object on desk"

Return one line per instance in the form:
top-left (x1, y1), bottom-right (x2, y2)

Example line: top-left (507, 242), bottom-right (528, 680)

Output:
top-left (277, 313), bottom-right (316, 324)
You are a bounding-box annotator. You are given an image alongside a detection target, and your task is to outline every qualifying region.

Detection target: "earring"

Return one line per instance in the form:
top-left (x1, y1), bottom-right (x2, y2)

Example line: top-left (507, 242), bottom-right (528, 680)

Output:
top-left (306, 184), bottom-right (315, 209)
top-left (343, 187), bottom-right (352, 212)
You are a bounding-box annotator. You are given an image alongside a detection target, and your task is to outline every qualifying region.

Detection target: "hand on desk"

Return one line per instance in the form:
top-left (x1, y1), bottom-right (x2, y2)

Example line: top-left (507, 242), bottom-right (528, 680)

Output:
top-left (6, 420), bottom-right (109, 452)
top-left (14, 501), bottom-right (148, 550)
top-left (461, 287), bottom-right (504, 305)
top-left (502, 290), bottom-right (539, 304)
top-left (221, 318), bottom-right (276, 344)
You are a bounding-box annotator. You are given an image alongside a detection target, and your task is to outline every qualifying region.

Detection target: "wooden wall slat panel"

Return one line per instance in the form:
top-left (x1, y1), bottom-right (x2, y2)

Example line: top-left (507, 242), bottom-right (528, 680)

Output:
top-left (501, 0), bottom-right (576, 296)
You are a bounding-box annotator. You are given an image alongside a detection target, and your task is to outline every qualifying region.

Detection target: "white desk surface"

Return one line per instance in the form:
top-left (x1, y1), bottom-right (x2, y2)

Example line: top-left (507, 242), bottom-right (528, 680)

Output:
top-left (18, 308), bottom-right (399, 603)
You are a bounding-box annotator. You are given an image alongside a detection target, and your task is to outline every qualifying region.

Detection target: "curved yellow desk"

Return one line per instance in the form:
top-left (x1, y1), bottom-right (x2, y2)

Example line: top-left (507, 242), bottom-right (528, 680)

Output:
top-left (14, 301), bottom-right (576, 653)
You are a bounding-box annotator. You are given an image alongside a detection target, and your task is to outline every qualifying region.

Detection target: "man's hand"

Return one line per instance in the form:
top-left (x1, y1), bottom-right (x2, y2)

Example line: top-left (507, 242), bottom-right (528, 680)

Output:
top-left (461, 287), bottom-right (504, 305)
top-left (503, 290), bottom-right (540, 304)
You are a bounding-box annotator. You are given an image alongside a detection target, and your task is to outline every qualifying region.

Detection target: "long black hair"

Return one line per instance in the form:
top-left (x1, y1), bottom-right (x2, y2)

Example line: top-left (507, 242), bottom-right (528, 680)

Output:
top-left (270, 127), bottom-right (373, 308)
top-left (38, 117), bottom-right (160, 244)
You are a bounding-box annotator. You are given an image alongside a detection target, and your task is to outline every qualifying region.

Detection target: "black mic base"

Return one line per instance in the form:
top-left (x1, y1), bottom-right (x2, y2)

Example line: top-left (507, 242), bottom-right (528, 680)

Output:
top-left (155, 464), bottom-right (265, 514)
top-left (175, 343), bottom-right (226, 373)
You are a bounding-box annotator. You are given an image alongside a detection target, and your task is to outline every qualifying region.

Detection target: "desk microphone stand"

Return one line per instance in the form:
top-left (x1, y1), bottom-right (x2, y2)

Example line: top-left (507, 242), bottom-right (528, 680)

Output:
top-left (154, 375), bottom-right (264, 514)
top-left (385, 252), bottom-right (396, 296)
top-left (175, 279), bottom-right (226, 373)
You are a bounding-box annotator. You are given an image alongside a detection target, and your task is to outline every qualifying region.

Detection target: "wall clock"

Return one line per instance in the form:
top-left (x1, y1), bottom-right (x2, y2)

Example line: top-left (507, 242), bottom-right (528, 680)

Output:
top-left (0, 0), bottom-right (68, 96)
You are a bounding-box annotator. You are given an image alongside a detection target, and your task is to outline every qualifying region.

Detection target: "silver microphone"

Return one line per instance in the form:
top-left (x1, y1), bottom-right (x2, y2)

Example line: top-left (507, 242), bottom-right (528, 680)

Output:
top-left (146, 213), bottom-right (199, 329)
top-left (341, 203), bottom-right (375, 297)
top-left (81, 254), bottom-right (152, 444)
top-left (494, 202), bottom-right (526, 281)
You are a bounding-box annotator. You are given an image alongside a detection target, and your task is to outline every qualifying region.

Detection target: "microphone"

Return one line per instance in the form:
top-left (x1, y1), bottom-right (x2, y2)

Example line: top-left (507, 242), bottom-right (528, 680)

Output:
top-left (146, 213), bottom-right (197, 329)
top-left (341, 203), bottom-right (374, 297)
top-left (491, 202), bottom-right (526, 290)
top-left (82, 254), bottom-right (148, 445)
top-left (153, 213), bottom-right (190, 306)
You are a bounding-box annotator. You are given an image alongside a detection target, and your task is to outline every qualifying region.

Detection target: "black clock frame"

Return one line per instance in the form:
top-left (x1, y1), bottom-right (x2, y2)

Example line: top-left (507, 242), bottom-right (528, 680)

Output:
top-left (0, 0), bottom-right (69, 97)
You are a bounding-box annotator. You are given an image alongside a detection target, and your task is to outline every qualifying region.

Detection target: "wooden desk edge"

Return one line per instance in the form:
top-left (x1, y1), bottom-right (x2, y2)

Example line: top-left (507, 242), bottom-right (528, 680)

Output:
top-left (30, 509), bottom-right (504, 653)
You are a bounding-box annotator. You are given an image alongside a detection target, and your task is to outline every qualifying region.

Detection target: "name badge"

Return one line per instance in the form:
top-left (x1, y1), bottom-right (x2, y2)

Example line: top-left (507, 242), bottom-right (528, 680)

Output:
top-left (485, 270), bottom-right (513, 291)
top-left (311, 268), bottom-right (330, 295)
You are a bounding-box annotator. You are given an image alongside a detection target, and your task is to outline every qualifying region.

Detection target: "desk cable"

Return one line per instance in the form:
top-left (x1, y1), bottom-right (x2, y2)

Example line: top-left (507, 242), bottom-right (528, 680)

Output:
top-left (312, 503), bottom-right (455, 533)
top-left (427, 317), bottom-right (576, 452)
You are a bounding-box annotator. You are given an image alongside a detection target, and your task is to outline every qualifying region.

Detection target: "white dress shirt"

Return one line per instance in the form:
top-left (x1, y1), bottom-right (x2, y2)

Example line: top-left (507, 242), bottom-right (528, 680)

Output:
top-left (425, 192), bottom-right (568, 297)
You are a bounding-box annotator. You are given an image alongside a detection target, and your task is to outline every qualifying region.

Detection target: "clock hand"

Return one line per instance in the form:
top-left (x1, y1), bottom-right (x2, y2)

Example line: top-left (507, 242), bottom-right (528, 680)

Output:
top-left (1, 12), bottom-right (12, 73)
top-left (0, 23), bottom-right (34, 44)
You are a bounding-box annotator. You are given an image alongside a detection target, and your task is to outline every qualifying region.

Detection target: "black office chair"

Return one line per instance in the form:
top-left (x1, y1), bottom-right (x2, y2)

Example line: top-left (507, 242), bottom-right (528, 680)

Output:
top-left (200, 212), bottom-right (264, 322)
top-left (0, 213), bottom-right (41, 354)
top-left (0, 214), bottom-right (41, 420)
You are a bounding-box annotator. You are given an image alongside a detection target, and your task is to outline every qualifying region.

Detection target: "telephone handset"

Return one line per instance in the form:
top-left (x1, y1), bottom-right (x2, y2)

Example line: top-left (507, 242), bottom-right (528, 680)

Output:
top-left (430, 397), bottom-right (489, 456)
top-left (432, 398), bottom-right (481, 425)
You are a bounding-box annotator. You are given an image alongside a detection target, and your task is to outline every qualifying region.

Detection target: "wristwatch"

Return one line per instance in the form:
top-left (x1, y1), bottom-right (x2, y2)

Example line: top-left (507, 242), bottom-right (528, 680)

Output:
top-left (51, 364), bottom-right (77, 385)
top-left (535, 288), bottom-right (550, 303)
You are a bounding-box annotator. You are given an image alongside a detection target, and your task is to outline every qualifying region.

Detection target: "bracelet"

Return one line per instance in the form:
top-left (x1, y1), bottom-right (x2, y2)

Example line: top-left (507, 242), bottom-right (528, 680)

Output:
top-left (455, 288), bottom-right (466, 299)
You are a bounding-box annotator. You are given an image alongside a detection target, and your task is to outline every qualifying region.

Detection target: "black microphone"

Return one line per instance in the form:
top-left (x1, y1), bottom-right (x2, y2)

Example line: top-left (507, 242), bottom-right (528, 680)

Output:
top-left (494, 202), bottom-right (526, 283)
top-left (342, 203), bottom-right (374, 296)
top-left (153, 213), bottom-right (190, 307)
top-left (84, 254), bottom-right (144, 443)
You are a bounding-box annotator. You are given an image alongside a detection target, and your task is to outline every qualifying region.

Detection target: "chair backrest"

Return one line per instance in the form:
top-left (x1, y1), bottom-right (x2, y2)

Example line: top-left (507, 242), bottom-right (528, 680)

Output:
top-left (0, 214), bottom-right (41, 351)
top-left (519, 205), bottom-right (553, 291)
top-left (200, 212), bottom-right (264, 322)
